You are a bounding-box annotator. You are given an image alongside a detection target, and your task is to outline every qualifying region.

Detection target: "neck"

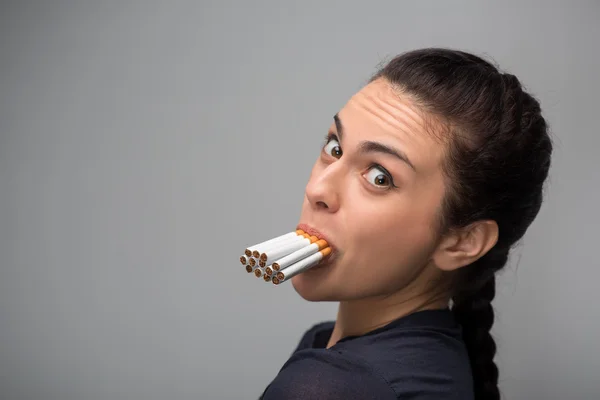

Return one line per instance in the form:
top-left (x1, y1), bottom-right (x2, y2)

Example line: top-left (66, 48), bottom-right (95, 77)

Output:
top-left (326, 268), bottom-right (451, 349)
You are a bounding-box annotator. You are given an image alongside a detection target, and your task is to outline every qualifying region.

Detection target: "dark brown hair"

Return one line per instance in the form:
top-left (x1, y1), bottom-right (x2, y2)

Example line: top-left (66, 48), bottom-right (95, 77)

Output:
top-left (371, 48), bottom-right (553, 399)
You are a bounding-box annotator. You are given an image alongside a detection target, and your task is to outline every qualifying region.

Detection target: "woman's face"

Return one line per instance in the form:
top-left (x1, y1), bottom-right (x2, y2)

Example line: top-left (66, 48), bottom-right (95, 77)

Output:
top-left (293, 79), bottom-right (449, 301)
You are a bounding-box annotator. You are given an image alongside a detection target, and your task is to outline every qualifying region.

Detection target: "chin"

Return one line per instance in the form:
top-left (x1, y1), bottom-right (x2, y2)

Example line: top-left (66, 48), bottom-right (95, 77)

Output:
top-left (291, 273), bottom-right (337, 302)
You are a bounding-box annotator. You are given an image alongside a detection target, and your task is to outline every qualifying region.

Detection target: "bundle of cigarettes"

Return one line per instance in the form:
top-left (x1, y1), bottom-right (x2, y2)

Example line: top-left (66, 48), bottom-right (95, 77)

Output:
top-left (239, 230), bottom-right (331, 285)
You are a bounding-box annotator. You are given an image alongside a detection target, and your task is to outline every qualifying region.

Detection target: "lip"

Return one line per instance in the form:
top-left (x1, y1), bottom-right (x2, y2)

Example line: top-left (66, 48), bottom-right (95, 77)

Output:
top-left (296, 223), bottom-right (337, 255)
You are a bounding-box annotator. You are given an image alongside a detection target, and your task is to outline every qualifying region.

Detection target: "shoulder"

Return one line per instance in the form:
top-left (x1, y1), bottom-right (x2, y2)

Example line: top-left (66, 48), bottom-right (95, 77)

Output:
top-left (292, 321), bottom-right (334, 352)
top-left (261, 348), bottom-right (397, 400)
top-left (339, 327), bottom-right (474, 399)
top-left (262, 312), bottom-right (474, 400)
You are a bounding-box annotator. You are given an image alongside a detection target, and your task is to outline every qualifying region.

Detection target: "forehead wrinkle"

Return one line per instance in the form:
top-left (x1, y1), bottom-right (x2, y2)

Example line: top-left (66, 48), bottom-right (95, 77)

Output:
top-left (341, 81), bottom-right (447, 176)
top-left (348, 85), bottom-right (428, 146)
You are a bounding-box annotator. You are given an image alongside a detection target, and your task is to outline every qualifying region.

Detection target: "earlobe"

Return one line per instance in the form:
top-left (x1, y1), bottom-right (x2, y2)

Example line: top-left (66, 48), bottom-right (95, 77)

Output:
top-left (432, 220), bottom-right (499, 272)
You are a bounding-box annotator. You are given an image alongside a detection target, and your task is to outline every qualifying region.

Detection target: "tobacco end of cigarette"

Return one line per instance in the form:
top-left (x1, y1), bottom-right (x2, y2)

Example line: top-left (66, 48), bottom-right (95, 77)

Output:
top-left (252, 250), bottom-right (260, 258)
top-left (272, 263), bottom-right (280, 271)
top-left (272, 277), bottom-right (280, 285)
top-left (320, 247), bottom-right (332, 257)
top-left (265, 267), bottom-right (273, 275)
top-left (260, 253), bottom-right (267, 261)
top-left (276, 272), bottom-right (284, 281)
top-left (249, 258), bottom-right (256, 267)
top-left (259, 260), bottom-right (266, 268)
top-left (245, 249), bottom-right (252, 257)
top-left (263, 275), bottom-right (271, 282)
top-left (240, 256), bottom-right (247, 265)
top-left (245, 265), bottom-right (253, 273)
top-left (254, 269), bottom-right (262, 278)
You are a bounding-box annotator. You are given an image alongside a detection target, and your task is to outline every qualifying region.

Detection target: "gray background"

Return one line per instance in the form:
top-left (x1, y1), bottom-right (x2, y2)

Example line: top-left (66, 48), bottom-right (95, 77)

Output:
top-left (1, 1), bottom-right (598, 399)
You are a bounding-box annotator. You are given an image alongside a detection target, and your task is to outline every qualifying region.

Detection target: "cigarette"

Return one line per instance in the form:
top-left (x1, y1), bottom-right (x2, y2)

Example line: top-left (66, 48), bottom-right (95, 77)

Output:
top-left (271, 239), bottom-right (328, 271)
top-left (258, 233), bottom-right (311, 261)
top-left (240, 255), bottom-right (252, 265)
top-left (275, 248), bottom-right (332, 283)
top-left (261, 235), bottom-right (320, 264)
top-left (238, 229), bottom-right (333, 287)
top-left (244, 230), bottom-right (304, 258)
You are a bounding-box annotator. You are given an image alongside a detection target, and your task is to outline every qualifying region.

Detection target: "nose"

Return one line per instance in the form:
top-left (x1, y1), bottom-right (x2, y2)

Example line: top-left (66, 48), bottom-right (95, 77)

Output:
top-left (304, 163), bottom-right (342, 213)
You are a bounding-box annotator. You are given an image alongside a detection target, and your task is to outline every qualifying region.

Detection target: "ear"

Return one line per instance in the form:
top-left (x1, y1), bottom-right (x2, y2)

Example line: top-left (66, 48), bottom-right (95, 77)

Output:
top-left (432, 220), bottom-right (499, 272)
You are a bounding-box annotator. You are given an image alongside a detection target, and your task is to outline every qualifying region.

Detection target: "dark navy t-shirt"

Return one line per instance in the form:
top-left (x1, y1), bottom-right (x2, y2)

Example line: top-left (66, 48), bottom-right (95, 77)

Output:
top-left (259, 308), bottom-right (474, 399)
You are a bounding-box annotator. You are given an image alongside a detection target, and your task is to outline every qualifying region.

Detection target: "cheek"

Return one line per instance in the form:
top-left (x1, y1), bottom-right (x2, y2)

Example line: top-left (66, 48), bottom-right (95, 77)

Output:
top-left (354, 206), bottom-right (434, 262)
top-left (341, 196), bottom-right (440, 286)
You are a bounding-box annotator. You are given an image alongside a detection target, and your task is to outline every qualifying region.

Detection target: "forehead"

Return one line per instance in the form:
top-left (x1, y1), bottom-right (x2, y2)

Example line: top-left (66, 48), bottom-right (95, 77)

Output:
top-left (335, 79), bottom-right (446, 174)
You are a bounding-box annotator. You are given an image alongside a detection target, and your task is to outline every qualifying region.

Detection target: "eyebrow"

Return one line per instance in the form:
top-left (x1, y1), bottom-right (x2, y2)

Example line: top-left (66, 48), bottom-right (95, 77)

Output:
top-left (333, 113), bottom-right (416, 172)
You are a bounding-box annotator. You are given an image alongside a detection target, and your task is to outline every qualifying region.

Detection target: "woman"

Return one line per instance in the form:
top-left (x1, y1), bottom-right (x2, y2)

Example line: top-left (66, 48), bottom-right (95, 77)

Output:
top-left (259, 48), bottom-right (553, 400)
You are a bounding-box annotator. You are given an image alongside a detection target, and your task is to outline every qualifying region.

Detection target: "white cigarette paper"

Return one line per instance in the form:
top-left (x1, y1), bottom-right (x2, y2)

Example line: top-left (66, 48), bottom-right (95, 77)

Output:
top-left (272, 239), bottom-right (328, 271)
top-left (277, 248), bottom-right (331, 283)
top-left (257, 234), bottom-right (310, 259)
top-left (245, 231), bottom-right (302, 257)
top-left (262, 236), bottom-right (318, 264)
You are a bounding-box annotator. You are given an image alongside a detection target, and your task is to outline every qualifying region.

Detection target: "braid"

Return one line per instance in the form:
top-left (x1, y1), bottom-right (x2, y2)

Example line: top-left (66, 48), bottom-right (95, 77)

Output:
top-left (452, 249), bottom-right (507, 400)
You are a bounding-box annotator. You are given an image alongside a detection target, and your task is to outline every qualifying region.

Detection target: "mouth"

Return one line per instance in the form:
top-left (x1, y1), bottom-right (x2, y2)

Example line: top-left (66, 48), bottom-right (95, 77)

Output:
top-left (296, 223), bottom-right (337, 257)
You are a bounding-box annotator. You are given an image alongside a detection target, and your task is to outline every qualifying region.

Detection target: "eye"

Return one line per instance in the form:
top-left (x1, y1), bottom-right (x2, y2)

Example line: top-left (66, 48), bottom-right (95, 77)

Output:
top-left (323, 138), bottom-right (343, 159)
top-left (363, 165), bottom-right (396, 189)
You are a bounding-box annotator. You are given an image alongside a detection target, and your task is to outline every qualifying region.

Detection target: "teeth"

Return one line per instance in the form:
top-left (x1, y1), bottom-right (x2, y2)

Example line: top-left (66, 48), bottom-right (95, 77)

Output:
top-left (239, 230), bottom-right (331, 285)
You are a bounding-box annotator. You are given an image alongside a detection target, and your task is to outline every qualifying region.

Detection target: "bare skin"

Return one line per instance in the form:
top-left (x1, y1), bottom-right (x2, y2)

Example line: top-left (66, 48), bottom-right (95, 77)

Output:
top-left (293, 79), bottom-right (498, 349)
